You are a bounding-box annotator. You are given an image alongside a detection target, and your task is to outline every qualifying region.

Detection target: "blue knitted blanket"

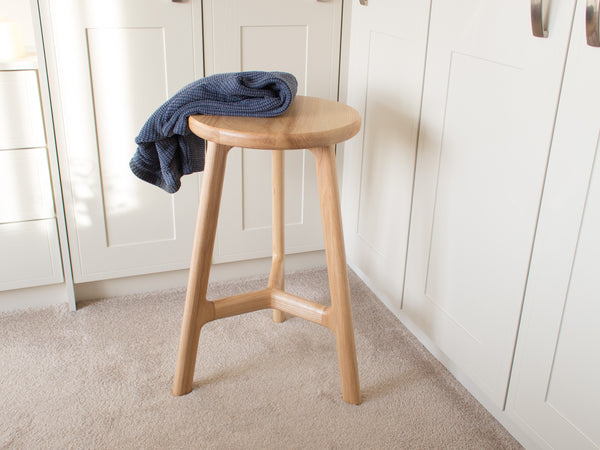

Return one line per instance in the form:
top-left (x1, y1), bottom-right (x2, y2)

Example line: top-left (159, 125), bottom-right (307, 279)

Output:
top-left (130, 71), bottom-right (298, 193)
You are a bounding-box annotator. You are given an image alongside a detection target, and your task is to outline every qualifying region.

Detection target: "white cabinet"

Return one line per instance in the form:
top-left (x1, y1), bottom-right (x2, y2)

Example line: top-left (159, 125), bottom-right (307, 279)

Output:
top-left (42, 0), bottom-right (343, 282)
top-left (507, 2), bottom-right (600, 448)
top-left (341, 0), bottom-right (431, 304)
top-left (40, 0), bottom-right (204, 282)
top-left (0, 64), bottom-right (63, 291)
top-left (402, 0), bottom-right (577, 409)
top-left (343, 0), bottom-right (598, 446)
top-left (345, 0), bottom-right (576, 410)
top-left (202, 0), bottom-right (343, 263)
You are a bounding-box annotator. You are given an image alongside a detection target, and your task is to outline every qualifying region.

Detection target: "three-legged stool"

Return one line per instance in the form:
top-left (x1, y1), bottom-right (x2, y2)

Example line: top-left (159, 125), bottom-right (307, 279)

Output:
top-left (172, 96), bottom-right (362, 405)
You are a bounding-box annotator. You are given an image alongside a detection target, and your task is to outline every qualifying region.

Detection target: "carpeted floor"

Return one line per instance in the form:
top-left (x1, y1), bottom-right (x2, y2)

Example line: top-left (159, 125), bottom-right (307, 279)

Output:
top-left (0, 267), bottom-right (521, 449)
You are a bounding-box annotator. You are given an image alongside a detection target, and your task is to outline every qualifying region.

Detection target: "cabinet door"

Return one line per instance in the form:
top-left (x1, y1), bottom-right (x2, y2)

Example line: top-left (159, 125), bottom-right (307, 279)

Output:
top-left (202, 0), bottom-right (342, 263)
top-left (341, 0), bottom-right (431, 303)
top-left (403, 0), bottom-right (576, 408)
top-left (507, 2), bottom-right (600, 448)
top-left (41, 0), bottom-right (203, 282)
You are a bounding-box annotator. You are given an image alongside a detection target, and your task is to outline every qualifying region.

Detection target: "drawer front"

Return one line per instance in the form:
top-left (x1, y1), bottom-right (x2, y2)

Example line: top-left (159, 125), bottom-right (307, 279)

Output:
top-left (0, 70), bottom-right (46, 150)
top-left (0, 219), bottom-right (64, 291)
top-left (0, 147), bottom-right (55, 223)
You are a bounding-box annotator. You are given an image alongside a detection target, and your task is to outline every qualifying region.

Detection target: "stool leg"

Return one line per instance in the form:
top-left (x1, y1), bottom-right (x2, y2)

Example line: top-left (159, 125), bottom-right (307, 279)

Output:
top-left (173, 142), bottom-right (230, 396)
top-left (269, 150), bottom-right (286, 322)
top-left (312, 145), bottom-right (361, 405)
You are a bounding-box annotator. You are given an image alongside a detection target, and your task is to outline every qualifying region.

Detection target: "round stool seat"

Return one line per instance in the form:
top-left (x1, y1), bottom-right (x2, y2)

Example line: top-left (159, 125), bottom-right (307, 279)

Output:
top-left (188, 95), bottom-right (361, 150)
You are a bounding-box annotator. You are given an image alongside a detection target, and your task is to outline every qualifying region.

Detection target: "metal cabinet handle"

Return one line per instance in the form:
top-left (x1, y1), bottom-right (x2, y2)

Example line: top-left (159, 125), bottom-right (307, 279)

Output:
top-left (586, 0), bottom-right (600, 47)
top-left (531, 0), bottom-right (548, 37)
top-left (359, 0), bottom-right (368, 5)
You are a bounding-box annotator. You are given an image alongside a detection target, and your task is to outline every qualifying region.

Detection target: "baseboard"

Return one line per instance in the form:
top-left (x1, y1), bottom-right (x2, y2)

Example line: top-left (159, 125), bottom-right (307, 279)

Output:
top-left (74, 250), bottom-right (326, 303)
top-left (0, 283), bottom-right (71, 313)
top-left (347, 261), bottom-right (542, 450)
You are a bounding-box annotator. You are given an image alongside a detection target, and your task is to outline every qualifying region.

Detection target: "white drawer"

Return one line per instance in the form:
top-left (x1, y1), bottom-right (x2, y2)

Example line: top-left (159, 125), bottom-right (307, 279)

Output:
top-left (0, 147), bottom-right (55, 223)
top-left (0, 219), bottom-right (64, 291)
top-left (0, 70), bottom-right (46, 150)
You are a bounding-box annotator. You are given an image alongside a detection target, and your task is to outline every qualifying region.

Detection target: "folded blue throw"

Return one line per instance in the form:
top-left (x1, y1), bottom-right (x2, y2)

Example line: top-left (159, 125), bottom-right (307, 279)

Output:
top-left (130, 71), bottom-right (298, 193)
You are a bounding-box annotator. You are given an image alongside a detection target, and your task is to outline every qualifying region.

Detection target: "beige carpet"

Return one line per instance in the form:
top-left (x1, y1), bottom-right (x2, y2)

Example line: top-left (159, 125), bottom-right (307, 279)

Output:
top-left (0, 267), bottom-right (521, 449)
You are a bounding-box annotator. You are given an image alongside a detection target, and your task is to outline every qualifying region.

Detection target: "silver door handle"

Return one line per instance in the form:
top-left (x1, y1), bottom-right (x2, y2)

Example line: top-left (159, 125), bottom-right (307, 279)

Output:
top-left (359, 0), bottom-right (368, 5)
top-left (531, 0), bottom-right (548, 37)
top-left (586, 0), bottom-right (600, 46)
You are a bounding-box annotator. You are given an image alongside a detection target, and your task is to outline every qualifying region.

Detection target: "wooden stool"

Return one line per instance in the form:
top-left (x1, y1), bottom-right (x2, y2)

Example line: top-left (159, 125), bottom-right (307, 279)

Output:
top-left (172, 96), bottom-right (362, 405)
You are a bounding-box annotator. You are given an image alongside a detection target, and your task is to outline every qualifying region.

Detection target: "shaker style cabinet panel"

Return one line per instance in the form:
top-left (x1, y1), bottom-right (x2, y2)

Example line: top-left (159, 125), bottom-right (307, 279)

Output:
top-left (507, 1), bottom-right (600, 448)
top-left (402, 0), bottom-right (577, 409)
top-left (202, 0), bottom-right (342, 263)
top-left (40, 0), bottom-right (203, 282)
top-left (341, 0), bottom-right (431, 305)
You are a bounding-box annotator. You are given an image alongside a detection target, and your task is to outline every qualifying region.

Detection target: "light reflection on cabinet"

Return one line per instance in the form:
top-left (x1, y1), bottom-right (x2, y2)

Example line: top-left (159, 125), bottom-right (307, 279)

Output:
top-left (39, 0), bottom-right (202, 283)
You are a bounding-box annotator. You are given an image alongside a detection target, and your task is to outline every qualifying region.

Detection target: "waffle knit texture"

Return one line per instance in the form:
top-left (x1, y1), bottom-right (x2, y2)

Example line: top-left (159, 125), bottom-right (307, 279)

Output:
top-left (130, 71), bottom-right (298, 193)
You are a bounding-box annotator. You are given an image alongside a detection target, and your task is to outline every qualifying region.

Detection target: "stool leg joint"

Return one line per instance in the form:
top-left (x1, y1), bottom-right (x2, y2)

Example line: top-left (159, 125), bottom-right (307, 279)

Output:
top-left (205, 288), bottom-right (332, 329)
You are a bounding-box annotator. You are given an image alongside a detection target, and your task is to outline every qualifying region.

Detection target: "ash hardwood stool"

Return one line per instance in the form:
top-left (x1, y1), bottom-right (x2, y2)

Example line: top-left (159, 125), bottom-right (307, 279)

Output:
top-left (172, 95), bottom-right (362, 405)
